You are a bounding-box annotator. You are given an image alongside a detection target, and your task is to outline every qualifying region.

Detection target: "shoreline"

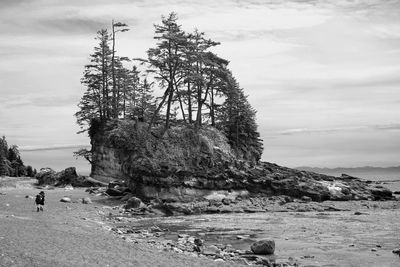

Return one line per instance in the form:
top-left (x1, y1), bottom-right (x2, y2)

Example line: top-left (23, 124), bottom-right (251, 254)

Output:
top-left (1, 178), bottom-right (400, 266)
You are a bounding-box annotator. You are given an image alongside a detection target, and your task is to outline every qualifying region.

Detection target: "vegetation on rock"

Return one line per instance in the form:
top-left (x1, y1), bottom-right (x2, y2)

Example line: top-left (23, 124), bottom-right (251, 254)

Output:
top-left (75, 12), bottom-right (263, 162)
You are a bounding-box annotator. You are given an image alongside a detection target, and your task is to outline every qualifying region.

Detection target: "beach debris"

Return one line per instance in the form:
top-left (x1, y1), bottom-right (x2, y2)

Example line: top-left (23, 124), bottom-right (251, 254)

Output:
top-left (251, 240), bottom-right (275, 255)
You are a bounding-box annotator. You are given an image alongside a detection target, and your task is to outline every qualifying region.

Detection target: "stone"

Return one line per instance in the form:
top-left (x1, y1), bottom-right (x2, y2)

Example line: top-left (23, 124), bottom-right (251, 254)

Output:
top-left (60, 197), bottom-right (72, 203)
top-left (236, 235), bottom-right (250, 240)
top-left (106, 188), bottom-right (124, 196)
top-left (57, 167), bottom-right (78, 185)
top-left (203, 245), bottom-right (220, 256)
top-left (392, 248), bottom-right (400, 256)
top-left (222, 198), bottom-right (232, 205)
top-left (301, 196), bottom-right (312, 202)
top-left (125, 197), bottom-right (142, 209)
top-left (370, 187), bottom-right (393, 200)
top-left (64, 185), bottom-right (74, 191)
top-left (194, 238), bottom-right (203, 247)
top-left (35, 168), bottom-right (57, 185)
top-left (82, 197), bottom-right (92, 204)
top-left (250, 240), bottom-right (275, 255)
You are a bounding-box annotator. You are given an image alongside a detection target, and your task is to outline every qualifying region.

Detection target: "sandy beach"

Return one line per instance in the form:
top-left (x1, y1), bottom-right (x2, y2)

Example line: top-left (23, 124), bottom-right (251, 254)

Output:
top-left (1, 178), bottom-right (399, 266)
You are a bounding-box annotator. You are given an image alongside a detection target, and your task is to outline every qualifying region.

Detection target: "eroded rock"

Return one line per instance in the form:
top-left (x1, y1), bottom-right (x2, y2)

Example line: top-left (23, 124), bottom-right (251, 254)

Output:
top-left (251, 240), bottom-right (275, 255)
top-left (125, 197), bottom-right (142, 209)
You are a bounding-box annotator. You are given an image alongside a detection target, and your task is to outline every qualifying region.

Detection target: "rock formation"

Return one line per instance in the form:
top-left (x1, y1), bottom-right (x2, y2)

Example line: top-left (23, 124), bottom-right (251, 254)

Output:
top-left (35, 167), bottom-right (103, 187)
top-left (90, 120), bottom-right (393, 202)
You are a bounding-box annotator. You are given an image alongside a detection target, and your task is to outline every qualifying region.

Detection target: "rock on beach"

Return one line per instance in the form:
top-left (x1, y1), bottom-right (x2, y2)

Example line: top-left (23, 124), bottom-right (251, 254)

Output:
top-left (251, 240), bottom-right (275, 255)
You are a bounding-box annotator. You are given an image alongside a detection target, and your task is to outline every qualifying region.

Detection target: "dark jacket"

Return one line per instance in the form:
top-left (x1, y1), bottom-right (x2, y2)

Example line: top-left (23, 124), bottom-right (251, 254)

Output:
top-left (35, 194), bottom-right (45, 205)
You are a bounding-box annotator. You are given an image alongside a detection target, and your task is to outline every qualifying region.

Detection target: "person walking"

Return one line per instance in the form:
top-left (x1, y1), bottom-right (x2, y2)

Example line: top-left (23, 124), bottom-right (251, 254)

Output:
top-left (35, 191), bottom-right (45, 212)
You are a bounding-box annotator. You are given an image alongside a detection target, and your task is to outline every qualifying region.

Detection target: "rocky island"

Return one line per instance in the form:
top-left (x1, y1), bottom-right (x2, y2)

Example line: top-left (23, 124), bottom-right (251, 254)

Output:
top-left (89, 120), bottom-right (393, 207)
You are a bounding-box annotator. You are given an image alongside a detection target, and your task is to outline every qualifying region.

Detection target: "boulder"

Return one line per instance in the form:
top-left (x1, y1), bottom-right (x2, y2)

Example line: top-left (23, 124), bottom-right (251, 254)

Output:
top-left (202, 245), bottom-right (220, 256)
top-left (251, 240), bottom-right (275, 255)
top-left (60, 197), bottom-right (72, 203)
top-left (56, 167), bottom-right (78, 185)
top-left (222, 198), bottom-right (232, 205)
top-left (35, 168), bottom-right (57, 185)
top-left (82, 197), bottom-right (92, 204)
top-left (125, 196), bottom-right (142, 209)
top-left (370, 187), bottom-right (393, 200)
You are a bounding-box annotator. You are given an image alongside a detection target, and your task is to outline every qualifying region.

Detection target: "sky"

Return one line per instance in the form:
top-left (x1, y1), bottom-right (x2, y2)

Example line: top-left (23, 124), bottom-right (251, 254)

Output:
top-left (0, 0), bottom-right (399, 173)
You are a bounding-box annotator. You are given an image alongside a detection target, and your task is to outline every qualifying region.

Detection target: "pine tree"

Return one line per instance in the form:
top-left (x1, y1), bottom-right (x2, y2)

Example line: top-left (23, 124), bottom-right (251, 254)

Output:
top-left (76, 29), bottom-right (113, 131)
top-left (0, 136), bottom-right (9, 176)
top-left (146, 12), bottom-right (187, 130)
top-left (0, 155), bottom-right (7, 177)
top-left (216, 74), bottom-right (263, 162)
top-left (111, 21), bottom-right (129, 119)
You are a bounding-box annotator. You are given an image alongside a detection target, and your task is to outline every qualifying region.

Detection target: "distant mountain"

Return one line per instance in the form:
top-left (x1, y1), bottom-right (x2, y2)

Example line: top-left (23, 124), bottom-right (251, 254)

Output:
top-left (296, 166), bottom-right (400, 181)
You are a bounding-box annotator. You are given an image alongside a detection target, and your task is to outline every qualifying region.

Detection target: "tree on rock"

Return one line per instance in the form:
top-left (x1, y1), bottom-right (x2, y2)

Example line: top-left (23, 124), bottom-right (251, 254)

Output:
top-left (76, 29), bottom-right (113, 131)
top-left (145, 12), bottom-right (187, 130)
top-left (216, 74), bottom-right (263, 162)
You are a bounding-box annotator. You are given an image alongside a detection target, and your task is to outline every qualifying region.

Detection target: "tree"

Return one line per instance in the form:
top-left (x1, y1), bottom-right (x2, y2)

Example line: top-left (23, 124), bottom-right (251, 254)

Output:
top-left (0, 137), bottom-right (30, 176)
top-left (26, 165), bottom-right (34, 177)
top-left (0, 155), bottom-right (7, 177)
top-left (0, 136), bottom-right (9, 177)
top-left (7, 145), bottom-right (19, 162)
top-left (73, 148), bottom-right (93, 164)
top-left (76, 29), bottom-right (113, 131)
top-left (111, 21), bottom-right (129, 119)
top-left (216, 74), bottom-right (263, 162)
top-left (146, 12), bottom-right (187, 130)
top-left (132, 78), bottom-right (156, 122)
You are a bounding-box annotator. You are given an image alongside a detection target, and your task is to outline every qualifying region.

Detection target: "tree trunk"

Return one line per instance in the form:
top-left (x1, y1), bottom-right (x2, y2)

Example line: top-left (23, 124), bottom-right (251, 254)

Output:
top-left (165, 82), bottom-right (174, 129)
top-left (187, 82), bottom-right (192, 123)
top-left (111, 20), bottom-right (117, 118)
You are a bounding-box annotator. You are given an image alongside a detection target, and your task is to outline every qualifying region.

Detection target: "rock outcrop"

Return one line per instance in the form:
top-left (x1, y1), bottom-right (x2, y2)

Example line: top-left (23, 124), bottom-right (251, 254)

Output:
top-left (35, 167), bottom-right (103, 187)
top-left (90, 120), bottom-right (393, 202)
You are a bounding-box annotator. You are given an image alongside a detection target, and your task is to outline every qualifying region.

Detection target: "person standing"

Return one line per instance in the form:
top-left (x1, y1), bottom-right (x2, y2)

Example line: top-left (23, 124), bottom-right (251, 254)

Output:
top-left (35, 191), bottom-right (45, 212)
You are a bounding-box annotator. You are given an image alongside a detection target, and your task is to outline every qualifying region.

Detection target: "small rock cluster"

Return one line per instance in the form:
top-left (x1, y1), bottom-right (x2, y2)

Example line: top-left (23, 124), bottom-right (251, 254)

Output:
top-left (106, 225), bottom-right (294, 266)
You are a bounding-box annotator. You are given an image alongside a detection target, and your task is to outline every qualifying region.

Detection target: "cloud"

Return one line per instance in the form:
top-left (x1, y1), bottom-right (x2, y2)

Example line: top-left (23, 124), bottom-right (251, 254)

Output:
top-left (29, 95), bottom-right (79, 107)
top-left (19, 144), bottom-right (90, 152)
top-left (275, 124), bottom-right (400, 136)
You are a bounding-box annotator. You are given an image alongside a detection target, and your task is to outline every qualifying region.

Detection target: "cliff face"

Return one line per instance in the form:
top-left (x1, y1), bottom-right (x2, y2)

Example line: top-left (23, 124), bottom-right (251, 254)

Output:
top-left (90, 120), bottom-right (393, 202)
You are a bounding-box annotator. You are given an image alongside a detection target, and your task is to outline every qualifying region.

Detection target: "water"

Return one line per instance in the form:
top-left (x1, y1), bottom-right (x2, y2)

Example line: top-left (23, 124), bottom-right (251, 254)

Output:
top-left (119, 209), bottom-right (400, 266)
